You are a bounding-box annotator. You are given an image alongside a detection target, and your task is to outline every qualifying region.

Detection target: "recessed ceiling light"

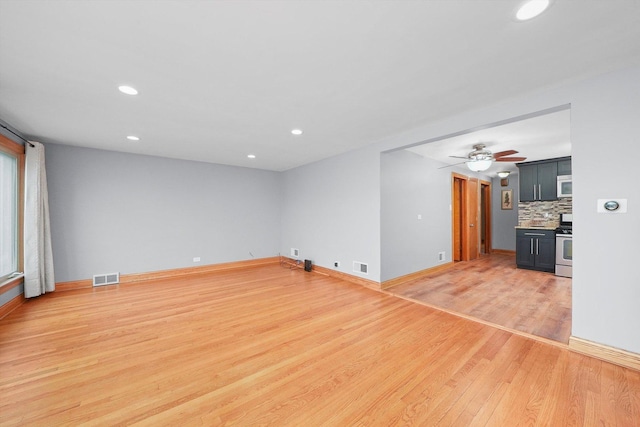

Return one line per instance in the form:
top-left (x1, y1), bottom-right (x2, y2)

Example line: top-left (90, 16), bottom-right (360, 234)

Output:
top-left (247, 154), bottom-right (256, 159)
top-left (291, 129), bottom-right (303, 136)
top-left (118, 85), bottom-right (138, 95)
top-left (126, 135), bottom-right (140, 141)
top-left (516, 0), bottom-right (550, 21)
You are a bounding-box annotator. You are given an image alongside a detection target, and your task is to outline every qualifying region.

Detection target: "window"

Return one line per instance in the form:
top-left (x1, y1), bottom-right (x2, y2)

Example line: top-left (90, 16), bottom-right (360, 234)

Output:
top-left (0, 134), bottom-right (23, 282)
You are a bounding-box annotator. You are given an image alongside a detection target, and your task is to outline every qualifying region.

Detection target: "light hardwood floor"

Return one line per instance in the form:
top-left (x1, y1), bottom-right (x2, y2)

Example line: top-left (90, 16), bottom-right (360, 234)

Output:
top-left (389, 253), bottom-right (572, 343)
top-left (1, 264), bottom-right (638, 426)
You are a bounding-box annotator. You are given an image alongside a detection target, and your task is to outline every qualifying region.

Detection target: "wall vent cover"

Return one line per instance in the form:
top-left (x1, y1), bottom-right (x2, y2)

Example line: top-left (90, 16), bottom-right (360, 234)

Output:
top-left (93, 272), bottom-right (120, 287)
top-left (353, 261), bottom-right (368, 275)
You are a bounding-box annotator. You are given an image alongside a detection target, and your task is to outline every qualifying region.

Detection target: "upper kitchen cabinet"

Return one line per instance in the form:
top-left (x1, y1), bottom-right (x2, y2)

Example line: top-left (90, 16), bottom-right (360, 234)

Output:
top-left (557, 158), bottom-right (572, 175)
top-left (518, 160), bottom-right (558, 201)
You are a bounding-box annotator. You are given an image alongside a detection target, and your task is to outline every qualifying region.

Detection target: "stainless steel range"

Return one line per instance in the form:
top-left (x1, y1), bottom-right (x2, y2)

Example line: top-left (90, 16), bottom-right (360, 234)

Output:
top-left (555, 213), bottom-right (572, 277)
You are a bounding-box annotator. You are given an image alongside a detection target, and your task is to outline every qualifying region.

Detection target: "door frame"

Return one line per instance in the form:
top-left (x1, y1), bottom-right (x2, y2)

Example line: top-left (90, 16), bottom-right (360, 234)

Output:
top-left (452, 173), bottom-right (491, 261)
top-left (480, 179), bottom-right (492, 254)
top-left (452, 173), bottom-right (466, 261)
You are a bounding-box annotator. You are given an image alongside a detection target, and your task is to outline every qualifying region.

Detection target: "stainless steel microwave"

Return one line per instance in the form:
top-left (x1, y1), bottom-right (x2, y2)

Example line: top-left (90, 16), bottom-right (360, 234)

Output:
top-left (557, 175), bottom-right (572, 197)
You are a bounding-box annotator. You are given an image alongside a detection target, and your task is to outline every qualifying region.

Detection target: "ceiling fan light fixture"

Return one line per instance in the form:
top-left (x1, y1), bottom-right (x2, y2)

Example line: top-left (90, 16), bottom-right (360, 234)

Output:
top-left (497, 171), bottom-right (511, 178)
top-left (467, 159), bottom-right (492, 172)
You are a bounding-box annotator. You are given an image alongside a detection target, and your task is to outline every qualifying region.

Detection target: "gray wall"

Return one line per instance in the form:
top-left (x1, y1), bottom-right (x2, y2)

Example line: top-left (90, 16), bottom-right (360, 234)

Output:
top-left (491, 174), bottom-right (519, 251)
top-left (571, 66), bottom-right (640, 353)
top-left (45, 144), bottom-right (282, 282)
top-left (0, 283), bottom-right (22, 306)
top-left (279, 146), bottom-right (380, 281)
top-left (380, 150), bottom-right (452, 281)
top-left (380, 150), bottom-right (499, 281)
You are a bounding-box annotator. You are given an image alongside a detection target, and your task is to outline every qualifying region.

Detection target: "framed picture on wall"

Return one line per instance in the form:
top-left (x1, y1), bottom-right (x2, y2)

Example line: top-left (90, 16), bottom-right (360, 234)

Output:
top-left (501, 189), bottom-right (513, 210)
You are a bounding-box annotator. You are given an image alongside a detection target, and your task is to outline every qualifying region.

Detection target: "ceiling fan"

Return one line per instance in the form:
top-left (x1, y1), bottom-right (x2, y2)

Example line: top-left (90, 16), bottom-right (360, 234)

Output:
top-left (447, 143), bottom-right (527, 172)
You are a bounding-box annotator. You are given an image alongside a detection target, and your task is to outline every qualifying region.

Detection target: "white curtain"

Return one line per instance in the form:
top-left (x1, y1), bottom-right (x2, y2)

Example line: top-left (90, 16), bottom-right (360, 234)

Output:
top-left (24, 141), bottom-right (55, 297)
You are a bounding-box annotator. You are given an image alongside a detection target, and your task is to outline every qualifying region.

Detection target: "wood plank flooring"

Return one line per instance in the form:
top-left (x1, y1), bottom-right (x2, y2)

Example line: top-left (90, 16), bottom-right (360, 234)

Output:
top-left (1, 264), bottom-right (637, 426)
top-left (388, 254), bottom-right (572, 343)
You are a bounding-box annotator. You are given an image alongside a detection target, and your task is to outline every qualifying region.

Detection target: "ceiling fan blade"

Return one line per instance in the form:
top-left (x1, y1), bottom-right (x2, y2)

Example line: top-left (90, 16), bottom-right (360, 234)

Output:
top-left (493, 150), bottom-right (518, 158)
top-left (438, 161), bottom-right (466, 169)
top-left (448, 155), bottom-right (469, 160)
top-left (495, 156), bottom-right (527, 162)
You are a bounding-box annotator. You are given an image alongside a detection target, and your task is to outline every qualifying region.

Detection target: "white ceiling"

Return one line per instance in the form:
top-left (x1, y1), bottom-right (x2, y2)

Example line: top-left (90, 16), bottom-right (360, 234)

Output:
top-left (1, 1), bottom-right (640, 171)
top-left (406, 108), bottom-right (571, 177)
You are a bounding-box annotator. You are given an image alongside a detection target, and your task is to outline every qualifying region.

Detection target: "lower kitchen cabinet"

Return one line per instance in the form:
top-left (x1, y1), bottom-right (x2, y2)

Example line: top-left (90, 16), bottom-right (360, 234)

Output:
top-left (516, 229), bottom-right (556, 272)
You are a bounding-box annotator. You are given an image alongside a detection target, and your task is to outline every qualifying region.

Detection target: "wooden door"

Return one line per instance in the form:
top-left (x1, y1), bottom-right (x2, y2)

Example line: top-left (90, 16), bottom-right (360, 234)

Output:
top-left (466, 178), bottom-right (479, 260)
top-left (480, 181), bottom-right (491, 254)
top-left (452, 173), bottom-right (480, 262)
top-left (452, 177), bottom-right (463, 261)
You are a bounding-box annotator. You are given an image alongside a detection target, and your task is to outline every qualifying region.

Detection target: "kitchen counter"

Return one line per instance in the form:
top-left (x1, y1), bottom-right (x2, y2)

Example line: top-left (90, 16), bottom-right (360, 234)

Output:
top-left (515, 225), bottom-right (557, 230)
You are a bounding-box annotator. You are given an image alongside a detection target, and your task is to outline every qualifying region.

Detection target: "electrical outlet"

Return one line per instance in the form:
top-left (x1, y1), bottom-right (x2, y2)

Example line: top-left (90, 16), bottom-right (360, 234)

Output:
top-left (291, 248), bottom-right (300, 258)
top-left (438, 252), bottom-right (445, 262)
top-left (334, 261), bottom-right (340, 268)
top-left (193, 257), bottom-right (201, 262)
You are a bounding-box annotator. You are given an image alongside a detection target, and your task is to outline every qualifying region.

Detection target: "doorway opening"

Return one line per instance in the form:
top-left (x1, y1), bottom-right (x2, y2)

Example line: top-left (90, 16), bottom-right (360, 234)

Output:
top-left (381, 105), bottom-right (572, 344)
top-left (451, 173), bottom-right (487, 262)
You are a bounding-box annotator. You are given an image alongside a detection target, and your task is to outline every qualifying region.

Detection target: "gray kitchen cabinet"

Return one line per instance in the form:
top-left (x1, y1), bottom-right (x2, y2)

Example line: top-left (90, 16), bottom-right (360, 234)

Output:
top-left (518, 164), bottom-right (537, 202)
top-left (517, 161), bottom-right (558, 201)
top-left (557, 158), bottom-right (572, 175)
top-left (516, 229), bottom-right (556, 272)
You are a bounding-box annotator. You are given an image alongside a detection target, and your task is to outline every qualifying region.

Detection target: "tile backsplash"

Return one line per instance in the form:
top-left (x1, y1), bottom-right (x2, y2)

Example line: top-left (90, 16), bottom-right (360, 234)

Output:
top-left (518, 198), bottom-right (572, 227)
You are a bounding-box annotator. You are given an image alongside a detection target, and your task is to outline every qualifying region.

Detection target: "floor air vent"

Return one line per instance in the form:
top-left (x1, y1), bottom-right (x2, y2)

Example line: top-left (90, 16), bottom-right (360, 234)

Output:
top-left (353, 261), bottom-right (368, 275)
top-left (93, 272), bottom-right (120, 287)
